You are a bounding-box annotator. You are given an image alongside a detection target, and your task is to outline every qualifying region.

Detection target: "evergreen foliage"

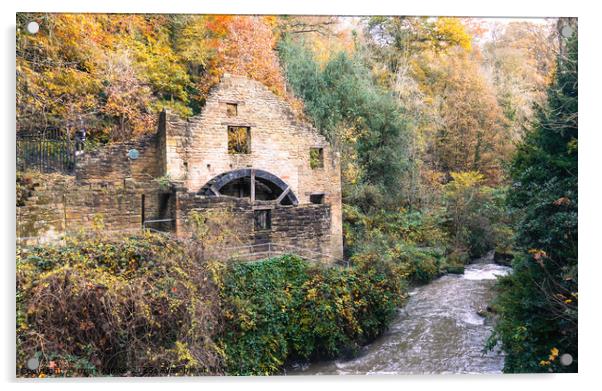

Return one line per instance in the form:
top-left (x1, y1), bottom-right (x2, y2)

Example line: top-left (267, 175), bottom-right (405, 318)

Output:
top-left (279, 38), bottom-right (413, 207)
top-left (488, 31), bottom-right (578, 373)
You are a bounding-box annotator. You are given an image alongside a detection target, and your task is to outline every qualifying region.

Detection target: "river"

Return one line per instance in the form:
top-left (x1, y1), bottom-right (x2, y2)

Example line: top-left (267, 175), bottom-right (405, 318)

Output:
top-left (288, 259), bottom-right (511, 375)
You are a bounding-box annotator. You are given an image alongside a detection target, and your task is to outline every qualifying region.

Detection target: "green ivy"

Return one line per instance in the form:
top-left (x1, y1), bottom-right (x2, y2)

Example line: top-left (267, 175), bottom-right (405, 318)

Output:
top-left (218, 254), bottom-right (406, 375)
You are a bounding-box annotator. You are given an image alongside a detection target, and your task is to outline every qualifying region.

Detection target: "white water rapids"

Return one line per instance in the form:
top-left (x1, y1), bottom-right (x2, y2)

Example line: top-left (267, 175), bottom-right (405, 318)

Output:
top-left (288, 260), bottom-right (511, 375)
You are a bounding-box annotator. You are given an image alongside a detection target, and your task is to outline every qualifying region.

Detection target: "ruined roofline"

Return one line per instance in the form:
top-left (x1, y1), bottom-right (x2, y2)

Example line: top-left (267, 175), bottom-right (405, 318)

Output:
top-left (157, 73), bottom-right (333, 148)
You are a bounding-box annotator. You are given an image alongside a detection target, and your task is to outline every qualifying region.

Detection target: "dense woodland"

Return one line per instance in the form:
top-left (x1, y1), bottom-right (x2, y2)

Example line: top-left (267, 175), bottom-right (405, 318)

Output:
top-left (16, 14), bottom-right (577, 375)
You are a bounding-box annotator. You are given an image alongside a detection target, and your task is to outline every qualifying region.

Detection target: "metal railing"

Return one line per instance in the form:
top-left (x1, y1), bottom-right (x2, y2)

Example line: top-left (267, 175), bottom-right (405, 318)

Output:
top-left (142, 218), bottom-right (175, 233)
top-left (16, 129), bottom-right (85, 174)
top-left (213, 242), bottom-right (347, 267)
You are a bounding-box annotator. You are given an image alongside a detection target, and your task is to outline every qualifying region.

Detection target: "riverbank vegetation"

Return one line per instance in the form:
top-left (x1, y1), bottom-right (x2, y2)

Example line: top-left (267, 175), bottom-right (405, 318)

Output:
top-left (17, 233), bottom-right (406, 376)
top-left (16, 14), bottom-right (577, 374)
top-left (487, 31), bottom-right (578, 373)
top-left (17, 233), bottom-right (223, 376)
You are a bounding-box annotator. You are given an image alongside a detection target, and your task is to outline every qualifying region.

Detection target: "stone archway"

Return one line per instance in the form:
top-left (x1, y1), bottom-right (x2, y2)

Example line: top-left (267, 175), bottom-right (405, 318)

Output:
top-left (199, 168), bottom-right (298, 206)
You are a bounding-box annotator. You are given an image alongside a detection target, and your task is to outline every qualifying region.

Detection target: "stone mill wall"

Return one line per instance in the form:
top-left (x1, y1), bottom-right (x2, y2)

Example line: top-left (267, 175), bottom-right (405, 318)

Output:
top-left (17, 75), bottom-right (343, 261)
top-left (16, 174), bottom-right (165, 245)
top-left (161, 74), bottom-right (343, 259)
top-left (75, 134), bottom-right (162, 183)
top-left (175, 193), bottom-right (333, 259)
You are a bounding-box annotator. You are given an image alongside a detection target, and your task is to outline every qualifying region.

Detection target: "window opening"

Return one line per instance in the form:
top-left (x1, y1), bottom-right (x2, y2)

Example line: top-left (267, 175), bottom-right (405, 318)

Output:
top-left (226, 103), bottom-right (238, 117)
top-left (310, 193), bottom-right (325, 204)
top-left (228, 126), bottom-right (251, 154)
top-left (310, 147), bottom-right (324, 169)
top-left (254, 209), bottom-right (272, 231)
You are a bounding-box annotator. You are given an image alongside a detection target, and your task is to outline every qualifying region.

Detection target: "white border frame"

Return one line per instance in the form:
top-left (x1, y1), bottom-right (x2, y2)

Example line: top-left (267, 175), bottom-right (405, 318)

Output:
top-left (2, 1), bottom-right (597, 390)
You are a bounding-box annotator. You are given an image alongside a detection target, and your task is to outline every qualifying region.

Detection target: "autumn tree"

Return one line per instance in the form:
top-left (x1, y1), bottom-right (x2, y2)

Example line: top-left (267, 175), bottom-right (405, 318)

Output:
top-left (424, 49), bottom-right (511, 183)
top-left (100, 49), bottom-right (154, 140)
top-left (362, 17), bottom-right (481, 203)
top-left (17, 14), bottom-right (192, 140)
top-left (192, 16), bottom-right (287, 101)
top-left (275, 16), bottom-right (355, 66)
top-left (482, 21), bottom-right (557, 141)
top-left (17, 14), bottom-right (106, 135)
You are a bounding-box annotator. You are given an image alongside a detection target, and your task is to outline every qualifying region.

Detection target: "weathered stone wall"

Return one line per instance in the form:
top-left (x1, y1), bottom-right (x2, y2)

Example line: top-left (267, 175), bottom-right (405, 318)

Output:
top-left (76, 134), bottom-right (162, 183)
top-left (16, 174), bottom-right (165, 245)
top-left (175, 193), bottom-right (332, 259)
top-left (161, 74), bottom-right (343, 259)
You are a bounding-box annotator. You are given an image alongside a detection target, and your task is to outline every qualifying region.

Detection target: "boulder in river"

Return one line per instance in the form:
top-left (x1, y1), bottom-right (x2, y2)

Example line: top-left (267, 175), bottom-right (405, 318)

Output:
top-left (446, 265), bottom-right (465, 274)
top-left (477, 305), bottom-right (496, 317)
top-left (493, 251), bottom-right (513, 267)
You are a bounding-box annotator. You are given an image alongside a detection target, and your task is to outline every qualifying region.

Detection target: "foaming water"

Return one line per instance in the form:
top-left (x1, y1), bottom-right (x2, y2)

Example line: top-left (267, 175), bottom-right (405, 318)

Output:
top-left (463, 263), bottom-right (510, 281)
top-left (288, 261), bottom-right (511, 375)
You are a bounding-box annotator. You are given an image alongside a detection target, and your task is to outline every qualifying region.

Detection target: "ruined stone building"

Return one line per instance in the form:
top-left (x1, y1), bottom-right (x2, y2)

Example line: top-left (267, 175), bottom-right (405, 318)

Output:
top-left (17, 75), bottom-right (344, 262)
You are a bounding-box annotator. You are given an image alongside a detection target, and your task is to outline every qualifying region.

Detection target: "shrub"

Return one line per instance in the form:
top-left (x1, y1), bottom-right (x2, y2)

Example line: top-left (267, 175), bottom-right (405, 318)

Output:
top-left (389, 244), bottom-right (443, 284)
top-left (17, 235), bottom-right (409, 377)
top-left (443, 171), bottom-right (512, 259)
top-left (16, 233), bottom-right (224, 377)
top-left (218, 254), bottom-right (406, 375)
top-left (342, 203), bottom-right (447, 284)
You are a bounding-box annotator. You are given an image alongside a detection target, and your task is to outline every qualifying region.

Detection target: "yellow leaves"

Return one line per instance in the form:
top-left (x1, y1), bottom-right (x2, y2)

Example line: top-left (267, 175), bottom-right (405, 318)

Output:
top-left (174, 341), bottom-right (200, 370)
top-left (418, 45), bottom-right (510, 181)
top-left (539, 347), bottom-right (560, 366)
top-left (449, 171), bottom-right (485, 188)
top-left (342, 159), bottom-right (361, 186)
top-left (262, 15), bottom-right (279, 29)
top-left (309, 30), bottom-right (355, 67)
top-left (567, 138), bottom-right (578, 154)
top-left (206, 259), bottom-right (226, 290)
top-left (92, 213), bottom-right (105, 231)
top-left (134, 36), bottom-right (191, 101)
top-left (528, 248), bottom-right (548, 266)
top-left (175, 16), bottom-right (212, 66)
top-left (434, 18), bottom-right (473, 51)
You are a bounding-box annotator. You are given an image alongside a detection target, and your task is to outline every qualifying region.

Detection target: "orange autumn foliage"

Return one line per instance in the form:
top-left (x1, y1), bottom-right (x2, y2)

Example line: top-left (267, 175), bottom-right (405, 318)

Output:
top-left (198, 16), bottom-right (287, 100)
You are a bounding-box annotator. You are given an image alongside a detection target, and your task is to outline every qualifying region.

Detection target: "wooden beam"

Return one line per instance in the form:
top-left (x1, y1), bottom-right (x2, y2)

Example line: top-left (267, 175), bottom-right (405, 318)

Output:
top-left (210, 185), bottom-right (221, 196)
top-left (275, 186), bottom-right (291, 205)
top-left (250, 169), bottom-right (256, 203)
